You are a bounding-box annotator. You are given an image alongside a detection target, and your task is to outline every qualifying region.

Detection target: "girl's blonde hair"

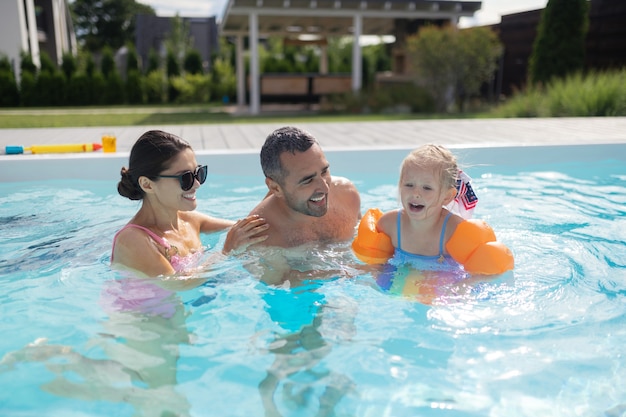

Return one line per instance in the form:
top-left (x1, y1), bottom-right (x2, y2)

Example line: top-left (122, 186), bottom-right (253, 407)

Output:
top-left (400, 144), bottom-right (458, 191)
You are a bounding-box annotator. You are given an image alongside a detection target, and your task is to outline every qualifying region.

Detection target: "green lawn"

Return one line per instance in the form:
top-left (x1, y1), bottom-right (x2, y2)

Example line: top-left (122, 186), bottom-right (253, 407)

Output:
top-left (0, 105), bottom-right (482, 128)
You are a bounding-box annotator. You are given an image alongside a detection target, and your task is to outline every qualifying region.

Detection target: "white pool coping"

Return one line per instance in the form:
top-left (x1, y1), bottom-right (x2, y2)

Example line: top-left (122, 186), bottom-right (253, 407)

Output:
top-left (1, 143), bottom-right (624, 183)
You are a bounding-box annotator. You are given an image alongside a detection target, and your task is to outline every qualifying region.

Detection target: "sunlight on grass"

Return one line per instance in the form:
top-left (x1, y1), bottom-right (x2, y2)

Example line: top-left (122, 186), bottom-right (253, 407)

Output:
top-left (0, 106), bottom-right (469, 128)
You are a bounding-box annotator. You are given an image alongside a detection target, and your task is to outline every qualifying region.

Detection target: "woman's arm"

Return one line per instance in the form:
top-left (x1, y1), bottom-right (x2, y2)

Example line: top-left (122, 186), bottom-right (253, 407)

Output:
top-left (112, 228), bottom-right (176, 277)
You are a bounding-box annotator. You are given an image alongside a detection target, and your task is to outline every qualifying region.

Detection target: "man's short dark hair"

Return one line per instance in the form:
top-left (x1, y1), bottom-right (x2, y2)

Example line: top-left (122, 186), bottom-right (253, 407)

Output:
top-left (260, 126), bottom-right (318, 183)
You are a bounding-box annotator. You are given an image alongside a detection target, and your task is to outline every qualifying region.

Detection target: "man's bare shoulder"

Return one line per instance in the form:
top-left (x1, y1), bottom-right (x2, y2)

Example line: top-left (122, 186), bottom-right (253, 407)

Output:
top-left (331, 175), bottom-right (360, 212)
top-left (331, 175), bottom-right (356, 189)
top-left (249, 192), bottom-right (275, 216)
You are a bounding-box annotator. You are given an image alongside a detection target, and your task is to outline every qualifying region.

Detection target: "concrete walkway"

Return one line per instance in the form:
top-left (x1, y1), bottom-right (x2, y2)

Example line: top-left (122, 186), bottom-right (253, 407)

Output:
top-left (1, 117), bottom-right (625, 154)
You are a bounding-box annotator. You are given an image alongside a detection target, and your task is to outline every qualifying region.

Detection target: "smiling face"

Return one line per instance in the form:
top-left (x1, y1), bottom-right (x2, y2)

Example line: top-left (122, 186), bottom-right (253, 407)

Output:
top-left (152, 148), bottom-right (201, 211)
top-left (271, 143), bottom-right (331, 217)
top-left (399, 162), bottom-right (455, 220)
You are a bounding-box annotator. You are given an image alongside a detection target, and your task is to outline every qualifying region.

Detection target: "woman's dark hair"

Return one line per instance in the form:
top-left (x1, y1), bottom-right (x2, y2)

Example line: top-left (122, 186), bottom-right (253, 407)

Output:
top-left (117, 130), bottom-right (192, 200)
top-left (260, 126), bottom-right (317, 183)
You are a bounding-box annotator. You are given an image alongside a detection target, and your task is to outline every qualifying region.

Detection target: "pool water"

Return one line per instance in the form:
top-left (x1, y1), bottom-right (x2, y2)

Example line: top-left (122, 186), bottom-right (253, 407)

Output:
top-left (1, 151), bottom-right (625, 416)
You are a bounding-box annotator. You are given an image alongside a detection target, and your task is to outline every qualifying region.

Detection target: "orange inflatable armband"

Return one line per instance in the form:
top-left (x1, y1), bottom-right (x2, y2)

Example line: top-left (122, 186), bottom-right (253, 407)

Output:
top-left (445, 219), bottom-right (514, 275)
top-left (352, 208), bottom-right (394, 264)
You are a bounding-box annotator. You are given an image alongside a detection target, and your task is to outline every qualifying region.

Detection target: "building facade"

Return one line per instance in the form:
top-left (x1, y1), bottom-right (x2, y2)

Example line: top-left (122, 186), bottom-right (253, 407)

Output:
top-left (493, 0), bottom-right (626, 97)
top-left (135, 14), bottom-right (219, 72)
top-left (0, 0), bottom-right (76, 77)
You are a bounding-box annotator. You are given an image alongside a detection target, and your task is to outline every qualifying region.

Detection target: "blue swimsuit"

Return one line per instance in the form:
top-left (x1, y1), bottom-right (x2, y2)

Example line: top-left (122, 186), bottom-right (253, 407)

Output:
top-left (390, 210), bottom-right (460, 271)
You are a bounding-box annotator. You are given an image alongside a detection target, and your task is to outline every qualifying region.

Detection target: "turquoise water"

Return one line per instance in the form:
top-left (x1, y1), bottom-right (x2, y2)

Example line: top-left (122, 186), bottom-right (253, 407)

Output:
top-left (0, 153), bottom-right (625, 416)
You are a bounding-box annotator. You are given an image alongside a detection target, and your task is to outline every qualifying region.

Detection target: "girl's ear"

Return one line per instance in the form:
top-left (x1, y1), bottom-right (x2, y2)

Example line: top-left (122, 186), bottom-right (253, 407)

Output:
top-left (138, 176), bottom-right (154, 194)
top-left (442, 187), bottom-right (457, 205)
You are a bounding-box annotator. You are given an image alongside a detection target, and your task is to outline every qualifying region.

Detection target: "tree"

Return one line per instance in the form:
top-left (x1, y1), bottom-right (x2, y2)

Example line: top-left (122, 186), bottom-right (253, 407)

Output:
top-left (528, 0), bottom-right (589, 86)
top-left (327, 38), bottom-right (352, 73)
top-left (100, 47), bottom-right (116, 78)
top-left (126, 70), bottom-right (144, 104)
top-left (126, 44), bottom-right (140, 73)
top-left (71, 0), bottom-right (155, 52)
top-left (0, 55), bottom-right (19, 107)
top-left (407, 25), bottom-right (502, 112)
top-left (39, 52), bottom-right (56, 74)
top-left (84, 53), bottom-right (96, 77)
top-left (146, 48), bottom-right (160, 74)
top-left (20, 51), bottom-right (37, 78)
top-left (61, 52), bottom-right (77, 80)
top-left (184, 49), bottom-right (203, 75)
top-left (166, 51), bottom-right (180, 78)
top-left (454, 27), bottom-right (503, 110)
top-left (164, 14), bottom-right (193, 73)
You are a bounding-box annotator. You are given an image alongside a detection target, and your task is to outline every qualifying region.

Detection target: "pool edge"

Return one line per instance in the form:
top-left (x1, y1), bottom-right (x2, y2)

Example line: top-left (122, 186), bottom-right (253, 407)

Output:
top-left (1, 142), bottom-right (625, 182)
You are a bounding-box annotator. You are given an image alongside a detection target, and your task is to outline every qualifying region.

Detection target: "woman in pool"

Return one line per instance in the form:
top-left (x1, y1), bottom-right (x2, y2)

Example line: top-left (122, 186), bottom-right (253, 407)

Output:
top-left (112, 129), bottom-right (268, 277)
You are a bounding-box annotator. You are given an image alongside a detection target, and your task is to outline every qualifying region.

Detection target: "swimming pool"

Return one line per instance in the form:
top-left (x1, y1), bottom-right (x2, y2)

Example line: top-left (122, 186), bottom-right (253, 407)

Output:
top-left (1, 143), bottom-right (625, 416)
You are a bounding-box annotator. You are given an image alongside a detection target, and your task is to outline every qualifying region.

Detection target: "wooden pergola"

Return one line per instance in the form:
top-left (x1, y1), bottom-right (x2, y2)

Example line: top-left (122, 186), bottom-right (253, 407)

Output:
top-left (220, 0), bottom-right (482, 114)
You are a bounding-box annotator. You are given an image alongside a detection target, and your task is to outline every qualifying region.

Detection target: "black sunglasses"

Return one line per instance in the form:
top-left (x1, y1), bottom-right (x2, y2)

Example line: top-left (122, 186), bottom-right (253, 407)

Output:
top-left (157, 165), bottom-right (208, 191)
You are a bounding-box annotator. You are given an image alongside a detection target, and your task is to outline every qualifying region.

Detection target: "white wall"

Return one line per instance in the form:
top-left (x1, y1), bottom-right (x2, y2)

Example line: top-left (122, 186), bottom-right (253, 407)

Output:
top-left (0, 0), bottom-right (30, 76)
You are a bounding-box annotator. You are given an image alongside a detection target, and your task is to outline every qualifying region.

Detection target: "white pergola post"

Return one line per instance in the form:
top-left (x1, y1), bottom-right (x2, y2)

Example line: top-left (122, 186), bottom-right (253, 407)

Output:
top-left (351, 14), bottom-right (362, 92)
top-left (24, 0), bottom-right (40, 67)
top-left (236, 35), bottom-right (245, 108)
top-left (52, 0), bottom-right (63, 64)
top-left (249, 13), bottom-right (260, 115)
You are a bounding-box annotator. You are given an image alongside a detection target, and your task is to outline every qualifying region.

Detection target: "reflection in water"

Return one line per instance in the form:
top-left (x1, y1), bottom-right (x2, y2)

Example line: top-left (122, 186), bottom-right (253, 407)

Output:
top-left (375, 262), bottom-right (513, 305)
top-left (1, 277), bottom-right (192, 417)
top-left (259, 282), bottom-right (357, 417)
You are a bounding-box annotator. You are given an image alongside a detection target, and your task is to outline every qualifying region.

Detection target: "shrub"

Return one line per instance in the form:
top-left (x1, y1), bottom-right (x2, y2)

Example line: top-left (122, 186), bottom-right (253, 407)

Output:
top-left (104, 72), bottom-right (125, 104)
top-left (169, 73), bottom-right (211, 104)
top-left (384, 83), bottom-right (435, 113)
top-left (126, 45), bottom-right (140, 73)
top-left (493, 69), bottom-right (626, 117)
top-left (0, 55), bottom-right (12, 72)
top-left (125, 70), bottom-right (144, 104)
top-left (90, 72), bottom-right (107, 105)
top-left (0, 70), bottom-right (19, 107)
top-left (67, 73), bottom-right (92, 106)
top-left (50, 71), bottom-right (67, 106)
top-left (211, 57), bottom-right (236, 102)
top-left (146, 48), bottom-right (160, 74)
top-left (101, 47), bottom-right (116, 78)
top-left (144, 70), bottom-right (165, 104)
top-left (166, 51), bottom-right (180, 77)
top-left (61, 52), bottom-right (77, 80)
top-left (20, 52), bottom-right (37, 78)
top-left (184, 49), bottom-right (203, 75)
top-left (39, 52), bottom-right (56, 75)
top-left (320, 83), bottom-right (435, 114)
top-left (85, 55), bottom-right (96, 77)
top-left (34, 71), bottom-right (54, 106)
top-left (0, 56), bottom-right (19, 107)
top-left (19, 71), bottom-right (37, 106)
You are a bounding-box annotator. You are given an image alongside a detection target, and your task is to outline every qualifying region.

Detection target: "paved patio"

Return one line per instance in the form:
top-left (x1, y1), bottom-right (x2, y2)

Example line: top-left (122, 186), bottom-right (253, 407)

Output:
top-left (1, 117), bottom-right (625, 155)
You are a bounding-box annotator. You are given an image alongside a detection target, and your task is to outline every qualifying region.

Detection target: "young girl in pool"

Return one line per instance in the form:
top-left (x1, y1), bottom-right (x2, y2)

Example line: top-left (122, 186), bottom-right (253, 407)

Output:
top-left (352, 144), bottom-right (513, 276)
top-left (111, 130), bottom-right (268, 277)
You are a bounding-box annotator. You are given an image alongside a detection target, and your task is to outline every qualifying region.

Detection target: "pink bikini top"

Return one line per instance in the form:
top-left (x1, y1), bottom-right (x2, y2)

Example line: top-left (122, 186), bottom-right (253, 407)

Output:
top-left (111, 224), bottom-right (202, 272)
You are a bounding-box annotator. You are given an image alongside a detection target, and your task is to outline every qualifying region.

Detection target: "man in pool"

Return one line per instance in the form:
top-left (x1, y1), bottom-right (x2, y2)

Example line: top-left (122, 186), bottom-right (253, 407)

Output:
top-left (246, 127), bottom-right (360, 416)
top-left (246, 126), bottom-right (361, 284)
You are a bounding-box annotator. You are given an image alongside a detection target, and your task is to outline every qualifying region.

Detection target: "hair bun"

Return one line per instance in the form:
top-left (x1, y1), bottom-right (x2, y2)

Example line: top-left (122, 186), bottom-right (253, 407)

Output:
top-left (117, 167), bottom-right (143, 200)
